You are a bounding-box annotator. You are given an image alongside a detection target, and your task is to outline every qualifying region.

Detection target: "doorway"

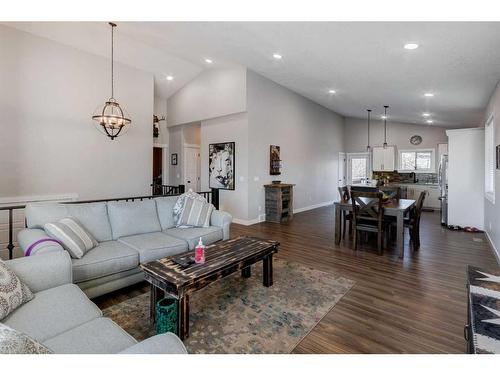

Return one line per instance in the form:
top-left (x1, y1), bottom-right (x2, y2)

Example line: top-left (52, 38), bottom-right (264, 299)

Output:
top-left (184, 145), bottom-right (201, 192)
top-left (153, 147), bottom-right (163, 186)
top-left (338, 152), bottom-right (347, 190)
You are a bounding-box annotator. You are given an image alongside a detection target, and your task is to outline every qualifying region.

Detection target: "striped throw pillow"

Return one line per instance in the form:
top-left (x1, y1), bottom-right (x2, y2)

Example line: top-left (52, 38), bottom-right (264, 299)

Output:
top-left (176, 192), bottom-right (214, 228)
top-left (44, 218), bottom-right (98, 259)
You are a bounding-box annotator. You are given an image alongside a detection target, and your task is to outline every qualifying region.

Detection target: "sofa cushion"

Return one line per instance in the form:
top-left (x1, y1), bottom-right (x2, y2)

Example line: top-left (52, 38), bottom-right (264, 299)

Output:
top-left (43, 318), bottom-right (136, 354)
top-left (164, 227), bottom-right (223, 250)
top-left (2, 284), bottom-right (101, 342)
top-left (25, 203), bottom-right (68, 229)
top-left (118, 232), bottom-right (187, 263)
top-left (107, 200), bottom-right (161, 240)
top-left (0, 260), bottom-right (34, 320)
top-left (154, 196), bottom-right (178, 230)
top-left (66, 202), bottom-right (112, 242)
top-left (25, 202), bottom-right (112, 242)
top-left (72, 241), bottom-right (139, 283)
top-left (44, 217), bottom-right (98, 259)
top-left (0, 323), bottom-right (52, 354)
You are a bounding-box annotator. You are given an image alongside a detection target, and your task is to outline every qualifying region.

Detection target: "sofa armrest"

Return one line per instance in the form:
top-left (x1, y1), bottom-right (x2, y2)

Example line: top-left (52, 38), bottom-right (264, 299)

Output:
top-left (5, 252), bottom-right (73, 293)
top-left (119, 333), bottom-right (187, 354)
top-left (18, 228), bottom-right (64, 256)
top-left (210, 210), bottom-right (232, 240)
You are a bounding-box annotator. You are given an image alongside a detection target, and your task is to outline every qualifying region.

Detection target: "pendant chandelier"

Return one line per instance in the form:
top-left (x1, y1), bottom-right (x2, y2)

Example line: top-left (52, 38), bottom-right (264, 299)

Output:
top-left (92, 22), bottom-right (131, 140)
top-left (383, 105), bottom-right (389, 149)
top-left (366, 109), bottom-right (372, 152)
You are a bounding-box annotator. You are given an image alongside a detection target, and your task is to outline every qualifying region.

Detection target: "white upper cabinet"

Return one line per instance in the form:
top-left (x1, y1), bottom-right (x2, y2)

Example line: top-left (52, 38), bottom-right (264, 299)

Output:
top-left (372, 146), bottom-right (396, 171)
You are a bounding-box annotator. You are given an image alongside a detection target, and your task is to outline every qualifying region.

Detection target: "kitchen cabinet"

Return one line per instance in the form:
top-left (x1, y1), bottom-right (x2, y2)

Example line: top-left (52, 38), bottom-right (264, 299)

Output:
top-left (404, 184), bottom-right (440, 209)
top-left (372, 146), bottom-right (396, 171)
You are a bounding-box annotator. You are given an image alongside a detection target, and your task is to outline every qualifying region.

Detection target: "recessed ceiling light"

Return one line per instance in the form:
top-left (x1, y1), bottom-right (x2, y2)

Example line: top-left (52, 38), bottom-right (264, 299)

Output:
top-left (422, 113), bottom-right (430, 117)
top-left (204, 58), bottom-right (213, 64)
top-left (328, 89), bottom-right (336, 94)
top-left (272, 53), bottom-right (282, 60)
top-left (424, 93), bottom-right (434, 97)
top-left (166, 75), bottom-right (174, 81)
top-left (404, 43), bottom-right (419, 50)
top-left (426, 120), bottom-right (434, 124)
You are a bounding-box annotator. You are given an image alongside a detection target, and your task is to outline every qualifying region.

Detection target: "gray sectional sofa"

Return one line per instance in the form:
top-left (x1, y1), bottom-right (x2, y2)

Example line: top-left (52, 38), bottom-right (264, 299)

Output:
top-left (2, 252), bottom-right (187, 354)
top-left (17, 196), bottom-right (232, 298)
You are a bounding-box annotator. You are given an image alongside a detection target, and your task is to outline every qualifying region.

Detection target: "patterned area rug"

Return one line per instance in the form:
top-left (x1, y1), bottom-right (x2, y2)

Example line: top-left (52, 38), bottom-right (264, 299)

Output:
top-left (103, 260), bottom-right (354, 353)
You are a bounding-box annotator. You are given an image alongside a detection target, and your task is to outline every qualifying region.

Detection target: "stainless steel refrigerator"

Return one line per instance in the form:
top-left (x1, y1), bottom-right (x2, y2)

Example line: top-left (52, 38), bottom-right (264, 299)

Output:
top-left (438, 154), bottom-right (448, 226)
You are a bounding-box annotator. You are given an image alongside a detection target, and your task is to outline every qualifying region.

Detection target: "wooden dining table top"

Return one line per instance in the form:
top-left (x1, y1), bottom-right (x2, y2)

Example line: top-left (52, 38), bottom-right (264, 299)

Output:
top-left (335, 197), bottom-right (416, 214)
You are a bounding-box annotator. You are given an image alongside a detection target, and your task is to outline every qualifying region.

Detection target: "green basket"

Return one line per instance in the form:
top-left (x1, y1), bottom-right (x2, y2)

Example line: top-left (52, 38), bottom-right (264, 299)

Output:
top-left (156, 297), bottom-right (178, 335)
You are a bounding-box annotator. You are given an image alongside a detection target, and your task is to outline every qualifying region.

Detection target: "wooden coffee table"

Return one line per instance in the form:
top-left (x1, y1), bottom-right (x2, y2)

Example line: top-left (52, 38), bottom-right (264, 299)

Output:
top-left (140, 236), bottom-right (279, 340)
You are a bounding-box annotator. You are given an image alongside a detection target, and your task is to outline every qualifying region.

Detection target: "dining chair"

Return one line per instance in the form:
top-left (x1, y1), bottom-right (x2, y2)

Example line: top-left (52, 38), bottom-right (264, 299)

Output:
top-left (337, 186), bottom-right (352, 239)
top-left (405, 191), bottom-right (426, 251)
top-left (350, 190), bottom-right (385, 255)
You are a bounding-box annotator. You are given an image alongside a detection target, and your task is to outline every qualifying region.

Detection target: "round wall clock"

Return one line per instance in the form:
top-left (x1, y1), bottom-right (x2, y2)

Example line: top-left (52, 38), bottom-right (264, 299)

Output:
top-left (410, 135), bottom-right (422, 145)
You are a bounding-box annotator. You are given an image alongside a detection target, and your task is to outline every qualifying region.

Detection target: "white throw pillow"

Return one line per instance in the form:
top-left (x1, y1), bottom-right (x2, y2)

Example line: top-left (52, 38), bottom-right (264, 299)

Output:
top-left (44, 217), bottom-right (98, 259)
top-left (174, 190), bottom-right (214, 228)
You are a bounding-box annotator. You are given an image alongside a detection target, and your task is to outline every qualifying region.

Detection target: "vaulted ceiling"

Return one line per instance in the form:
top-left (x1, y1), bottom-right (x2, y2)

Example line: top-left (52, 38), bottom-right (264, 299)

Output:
top-left (6, 22), bottom-right (500, 127)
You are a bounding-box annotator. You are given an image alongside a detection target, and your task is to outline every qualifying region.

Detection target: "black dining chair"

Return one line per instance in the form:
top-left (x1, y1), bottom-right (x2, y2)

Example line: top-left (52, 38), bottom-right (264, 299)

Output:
top-left (350, 190), bottom-right (385, 255)
top-left (406, 191), bottom-right (426, 251)
top-left (337, 186), bottom-right (352, 239)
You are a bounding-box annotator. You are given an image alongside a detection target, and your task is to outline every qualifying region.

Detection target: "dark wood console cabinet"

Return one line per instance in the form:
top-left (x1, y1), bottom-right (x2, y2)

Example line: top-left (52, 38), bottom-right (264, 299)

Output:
top-left (264, 183), bottom-right (295, 223)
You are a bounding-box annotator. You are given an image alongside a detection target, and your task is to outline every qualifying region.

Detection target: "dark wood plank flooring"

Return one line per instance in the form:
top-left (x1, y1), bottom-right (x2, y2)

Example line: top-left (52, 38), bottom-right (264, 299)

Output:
top-left (95, 206), bottom-right (498, 353)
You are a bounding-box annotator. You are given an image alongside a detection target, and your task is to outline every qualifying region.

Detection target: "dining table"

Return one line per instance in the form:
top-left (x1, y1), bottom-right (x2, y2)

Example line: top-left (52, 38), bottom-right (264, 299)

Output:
top-left (334, 197), bottom-right (416, 258)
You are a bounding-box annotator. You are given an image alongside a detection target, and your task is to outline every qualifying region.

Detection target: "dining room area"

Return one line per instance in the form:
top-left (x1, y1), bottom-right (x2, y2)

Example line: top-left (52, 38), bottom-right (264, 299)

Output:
top-left (334, 184), bottom-right (424, 259)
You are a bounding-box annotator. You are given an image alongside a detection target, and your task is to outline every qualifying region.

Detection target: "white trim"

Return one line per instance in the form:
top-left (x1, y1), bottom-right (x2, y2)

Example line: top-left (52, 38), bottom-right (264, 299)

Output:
top-left (446, 127), bottom-right (485, 135)
top-left (0, 193), bottom-right (78, 207)
top-left (485, 115), bottom-right (495, 204)
top-left (294, 201), bottom-right (335, 213)
top-left (232, 201), bottom-right (334, 226)
top-left (485, 230), bottom-right (500, 266)
top-left (184, 143), bottom-right (200, 149)
top-left (153, 143), bottom-right (168, 148)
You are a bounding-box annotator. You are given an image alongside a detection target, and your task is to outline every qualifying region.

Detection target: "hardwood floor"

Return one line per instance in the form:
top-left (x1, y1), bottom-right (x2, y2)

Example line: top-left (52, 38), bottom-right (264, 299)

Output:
top-left (95, 206), bottom-right (498, 353)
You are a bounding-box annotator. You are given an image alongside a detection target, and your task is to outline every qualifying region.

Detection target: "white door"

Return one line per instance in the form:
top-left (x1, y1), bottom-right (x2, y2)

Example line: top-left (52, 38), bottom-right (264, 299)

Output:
top-left (338, 152), bottom-right (347, 187)
top-left (184, 146), bottom-right (201, 192)
top-left (347, 153), bottom-right (370, 184)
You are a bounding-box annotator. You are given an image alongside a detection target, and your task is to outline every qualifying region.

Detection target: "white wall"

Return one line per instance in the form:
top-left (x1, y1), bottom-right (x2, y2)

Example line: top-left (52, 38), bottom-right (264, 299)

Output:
top-left (200, 113), bottom-right (249, 222)
top-left (0, 25), bottom-right (154, 201)
top-left (167, 67), bottom-right (247, 127)
top-left (344, 117), bottom-right (448, 153)
top-left (168, 126), bottom-right (184, 185)
top-left (484, 80), bottom-right (500, 262)
top-left (246, 70), bottom-right (345, 221)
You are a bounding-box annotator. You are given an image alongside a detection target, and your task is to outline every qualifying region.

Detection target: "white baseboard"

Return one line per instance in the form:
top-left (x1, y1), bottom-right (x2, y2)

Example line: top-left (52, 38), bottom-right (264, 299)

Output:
top-left (294, 200), bottom-right (335, 214)
top-left (484, 230), bottom-right (500, 265)
top-left (232, 200), bottom-right (334, 226)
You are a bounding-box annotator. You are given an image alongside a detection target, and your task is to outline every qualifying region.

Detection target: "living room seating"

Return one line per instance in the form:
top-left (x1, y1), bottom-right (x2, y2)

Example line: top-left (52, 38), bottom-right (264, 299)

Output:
top-left (1, 252), bottom-right (187, 354)
top-left (17, 196), bottom-right (232, 298)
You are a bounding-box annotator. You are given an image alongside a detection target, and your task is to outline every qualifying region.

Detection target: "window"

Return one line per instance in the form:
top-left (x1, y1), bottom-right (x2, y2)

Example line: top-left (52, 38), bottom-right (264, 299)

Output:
top-left (347, 153), bottom-right (370, 184)
top-left (485, 116), bottom-right (495, 203)
top-left (398, 149), bottom-right (435, 172)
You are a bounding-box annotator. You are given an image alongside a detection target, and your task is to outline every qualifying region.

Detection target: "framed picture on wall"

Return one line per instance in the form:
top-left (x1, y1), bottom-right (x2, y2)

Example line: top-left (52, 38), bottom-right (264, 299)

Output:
top-left (209, 142), bottom-right (235, 190)
top-left (171, 153), bottom-right (178, 165)
top-left (497, 145), bottom-right (500, 169)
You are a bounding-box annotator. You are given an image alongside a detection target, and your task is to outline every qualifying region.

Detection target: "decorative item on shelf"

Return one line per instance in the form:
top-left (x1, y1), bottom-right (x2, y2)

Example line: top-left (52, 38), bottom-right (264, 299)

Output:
top-left (366, 109), bottom-right (372, 152)
top-left (209, 142), bottom-right (235, 190)
top-left (270, 145), bottom-right (282, 175)
top-left (410, 135), bottom-right (422, 145)
top-left (383, 105), bottom-right (389, 149)
top-left (92, 23), bottom-right (131, 140)
top-left (272, 180), bottom-right (281, 184)
top-left (153, 115), bottom-right (165, 138)
top-left (171, 153), bottom-right (178, 165)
